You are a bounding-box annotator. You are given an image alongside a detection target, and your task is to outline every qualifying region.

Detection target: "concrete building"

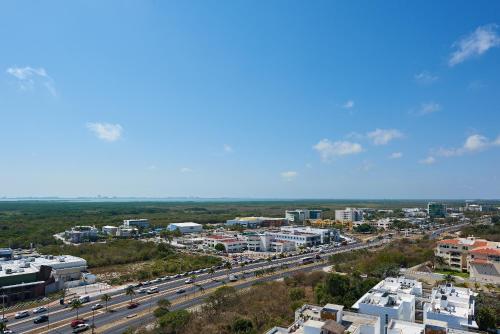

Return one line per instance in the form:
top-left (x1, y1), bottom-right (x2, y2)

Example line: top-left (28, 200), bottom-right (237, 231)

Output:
top-left (123, 218), bottom-right (150, 228)
top-left (166, 222), bottom-right (203, 234)
top-left (270, 240), bottom-right (296, 253)
top-left (285, 209), bottom-right (323, 223)
top-left (266, 303), bottom-right (381, 334)
top-left (0, 254), bottom-right (87, 305)
top-left (423, 283), bottom-right (477, 330)
top-left (116, 226), bottom-right (138, 237)
top-left (265, 230), bottom-right (321, 248)
top-left (64, 226), bottom-right (98, 243)
top-left (428, 202), bottom-right (447, 219)
top-left (352, 278), bottom-right (419, 334)
top-left (435, 237), bottom-right (500, 282)
top-left (387, 319), bottom-right (475, 334)
top-left (226, 216), bottom-right (288, 228)
top-left (280, 226), bottom-right (338, 244)
top-left (335, 208), bottom-right (363, 225)
top-left (102, 225), bottom-right (118, 236)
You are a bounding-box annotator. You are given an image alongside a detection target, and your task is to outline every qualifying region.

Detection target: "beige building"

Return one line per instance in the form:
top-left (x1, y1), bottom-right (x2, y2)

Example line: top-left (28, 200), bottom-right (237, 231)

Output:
top-left (435, 237), bottom-right (500, 283)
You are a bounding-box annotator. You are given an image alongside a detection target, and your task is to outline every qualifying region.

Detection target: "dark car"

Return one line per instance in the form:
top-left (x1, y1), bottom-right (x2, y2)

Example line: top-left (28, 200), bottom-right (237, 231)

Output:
top-left (127, 302), bottom-right (140, 309)
top-left (34, 315), bottom-right (49, 324)
top-left (176, 289), bottom-right (186, 294)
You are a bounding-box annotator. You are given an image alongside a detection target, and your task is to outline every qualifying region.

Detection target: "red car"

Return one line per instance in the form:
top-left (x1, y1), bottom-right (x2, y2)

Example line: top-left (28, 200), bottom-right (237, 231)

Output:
top-left (71, 319), bottom-right (86, 328)
top-left (127, 302), bottom-right (140, 309)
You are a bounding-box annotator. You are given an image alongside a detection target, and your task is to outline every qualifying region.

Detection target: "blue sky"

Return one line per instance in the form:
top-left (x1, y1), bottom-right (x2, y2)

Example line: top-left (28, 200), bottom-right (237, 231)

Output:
top-left (1, 1), bottom-right (500, 199)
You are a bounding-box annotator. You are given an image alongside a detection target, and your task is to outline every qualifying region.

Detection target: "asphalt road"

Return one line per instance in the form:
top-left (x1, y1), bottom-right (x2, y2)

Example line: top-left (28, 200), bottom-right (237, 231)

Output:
top-left (5, 241), bottom-right (373, 334)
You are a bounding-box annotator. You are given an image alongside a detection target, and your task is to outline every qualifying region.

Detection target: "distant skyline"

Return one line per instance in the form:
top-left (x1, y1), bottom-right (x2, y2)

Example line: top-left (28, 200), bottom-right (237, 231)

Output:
top-left (1, 1), bottom-right (500, 199)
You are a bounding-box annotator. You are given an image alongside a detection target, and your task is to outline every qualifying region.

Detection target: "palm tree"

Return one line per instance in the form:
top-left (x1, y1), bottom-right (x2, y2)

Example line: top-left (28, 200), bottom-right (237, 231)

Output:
top-left (208, 267), bottom-right (215, 277)
top-left (125, 286), bottom-right (136, 303)
top-left (224, 261), bottom-right (232, 280)
top-left (70, 299), bottom-right (83, 319)
top-left (100, 294), bottom-right (111, 311)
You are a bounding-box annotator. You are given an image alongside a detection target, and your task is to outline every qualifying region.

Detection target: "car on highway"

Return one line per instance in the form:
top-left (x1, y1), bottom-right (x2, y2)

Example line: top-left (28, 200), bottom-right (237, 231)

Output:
top-left (72, 323), bottom-right (90, 333)
top-left (138, 288), bottom-right (148, 294)
top-left (0, 316), bottom-right (8, 323)
top-left (151, 278), bottom-right (161, 284)
top-left (79, 295), bottom-right (90, 303)
top-left (33, 306), bottom-right (47, 314)
top-left (3, 329), bottom-right (14, 334)
top-left (176, 288), bottom-right (186, 294)
top-left (127, 302), bottom-right (140, 309)
top-left (184, 278), bottom-right (194, 284)
top-left (229, 274), bottom-right (238, 282)
top-left (173, 274), bottom-right (182, 278)
top-left (34, 315), bottom-right (49, 324)
top-left (91, 303), bottom-right (103, 310)
top-left (14, 311), bottom-right (30, 319)
top-left (147, 287), bottom-right (159, 294)
top-left (71, 319), bottom-right (86, 328)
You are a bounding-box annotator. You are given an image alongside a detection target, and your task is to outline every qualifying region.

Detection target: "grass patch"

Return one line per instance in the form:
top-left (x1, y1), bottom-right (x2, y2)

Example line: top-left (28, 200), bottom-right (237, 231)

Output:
top-left (435, 269), bottom-right (470, 278)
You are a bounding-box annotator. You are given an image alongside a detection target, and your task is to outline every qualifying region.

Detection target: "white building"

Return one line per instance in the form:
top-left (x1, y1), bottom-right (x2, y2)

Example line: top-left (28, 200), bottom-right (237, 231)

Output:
top-left (123, 218), bottom-right (150, 228)
top-left (280, 226), bottom-right (336, 244)
top-left (264, 230), bottom-right (321, 248)
top-left (387, 319), bottom-right (475, 334)
top-left (226, 216), bottom-right (288, 228)
top-left (423, 283), bottom-right (477, 330)
top-left (64, 226), bottom-right (98, 243)
top-left (167, 222), bottom-right (203, 234)
top-left (335, 208), bottom-right (363, 223)
top-left (116, 226), bottom-right (138, 237)
top-left (102, 225), bottom-right (118, 236)
top-left (353, 278), bottom-right (419, 334)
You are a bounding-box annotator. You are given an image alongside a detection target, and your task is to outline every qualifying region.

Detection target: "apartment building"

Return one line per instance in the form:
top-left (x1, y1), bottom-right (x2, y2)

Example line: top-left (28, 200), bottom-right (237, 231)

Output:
top-left (423, 283), bottom-right (477, 330)
top-left (435, 237), bottom-right (500, 282)
top-left (64, 225), bottom-right (98, 243)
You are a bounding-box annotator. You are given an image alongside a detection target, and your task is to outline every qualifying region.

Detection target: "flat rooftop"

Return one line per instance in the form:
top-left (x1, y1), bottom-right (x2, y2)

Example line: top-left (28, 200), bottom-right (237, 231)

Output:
top-left (0, 255), bottom-right (87, 278)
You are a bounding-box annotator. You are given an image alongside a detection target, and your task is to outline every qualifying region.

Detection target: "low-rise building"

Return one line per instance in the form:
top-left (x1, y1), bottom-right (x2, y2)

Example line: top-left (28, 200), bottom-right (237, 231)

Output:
top-left (0, 248), bottom-right (13, 260)
top-left (226, 216), bottom-right (288, 228)
top-left (435, 237), bottom-right (500, 283)
top-left (0, 254), bottom-right (88, 305)
top-left (123, 218), bottom-right (150, 228)
top-left (116, 226), bottom-right (138, 237)
top-left (102, 225), bottom-right (118, 236)
top-left (423, 283), bottom-right (477, 330)
top-left (285, 209), bottom-right (323, 223)
top-left (166, 222), bottom-right (203, 234)
top-left (64, 226), bottom-right (98, 243)
top-left (280, 226), bottom-right (338, 244)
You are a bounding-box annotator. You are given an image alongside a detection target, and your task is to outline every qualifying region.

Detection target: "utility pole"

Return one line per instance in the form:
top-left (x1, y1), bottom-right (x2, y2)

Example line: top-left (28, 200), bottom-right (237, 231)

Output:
top-left (91, 309), bottom-right (95, 334)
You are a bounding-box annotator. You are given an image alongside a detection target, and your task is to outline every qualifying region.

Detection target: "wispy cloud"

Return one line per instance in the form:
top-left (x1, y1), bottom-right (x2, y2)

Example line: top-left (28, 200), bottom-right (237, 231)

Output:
top-left (367, 129), bottom-right (404, 145)
top-left (434, 134), bottom-right (500, 157)
top-left (281, 171), bottom-right (298, 181)
top-left (6, 66), bottom-right (57, 96)
top-left (449, 24), bottom-right (500, 66)
top-left (416, 102), bottom-right (441, 116)
top-left (414, 71), bottom-right (438, 84)
top-left (419, 156), bottom-right (436, 165)
top-left (389, 152), bottom-right (403, 159)
top-left (180, 167), bottom-right (193, 173)
top-left (313, 139), bottom-right (363, 162)
top-left (342, 100), bottom-right (354, 109)
top-left (223, 144), bottom-right (233, 153)
top-left (86, 122), bottom-right (123, 142)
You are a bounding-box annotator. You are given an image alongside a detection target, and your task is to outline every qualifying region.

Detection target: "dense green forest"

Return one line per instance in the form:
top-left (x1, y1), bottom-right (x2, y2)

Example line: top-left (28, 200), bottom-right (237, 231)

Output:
top-left (0, 199), bottom-right (482, 248)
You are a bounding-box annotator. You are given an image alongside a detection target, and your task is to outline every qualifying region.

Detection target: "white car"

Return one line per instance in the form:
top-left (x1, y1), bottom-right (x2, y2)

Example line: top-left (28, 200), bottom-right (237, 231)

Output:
top-left (15, 311), bottom-right (30, 319)
top-left (72, 323), bottom-right (90, 333)
top-left (33, 306), bottom-right (47, 314)
top-left (184, 278), bottom-right (194, 284)
top-left (147, 287), bottom-right (159, 294)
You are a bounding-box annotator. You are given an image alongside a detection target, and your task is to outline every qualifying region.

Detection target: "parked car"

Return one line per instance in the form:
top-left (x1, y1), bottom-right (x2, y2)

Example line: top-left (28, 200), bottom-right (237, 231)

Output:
top-left (34, 315), bottom-right (49, 324)
top-left (72, 323), bottom-right (90, 333)
top-left (32, 306), bottom-right (47, 314)
top-left (147, 287), bottom-right (159, 294)
top-left (91, 303), bottom-right (103, 311)
top-left (14, 311), bottom-right (30, 319)
top-left (127, 302), bottom-right (140, 309)
top-left (71, 319), bottom-right (86, 328)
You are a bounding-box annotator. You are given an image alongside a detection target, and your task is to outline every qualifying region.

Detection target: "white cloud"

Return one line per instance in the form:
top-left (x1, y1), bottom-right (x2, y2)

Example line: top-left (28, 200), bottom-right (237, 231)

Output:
top-left (434, 134), bottom-right (500, 158)
top-left (367, 128), bottom-right (404, 145)
top-left (449, 24), bottom-right (500, 66)
top-left (6, 66), bottom-right (56, 96)
top-left (281, 171), bottom-right (298, 181)
top-left (389, 152), bottom-right (403, 159)
top-left (313, 139), bottom-right (363, 161)
top-left (180, 167), bottom-right (193, 173)
top-left (86, 122), bottom-right (123, 142)
top-left (223, 144), bottom-right (233, 153)
top-left (414, 71), bottom-right (438, 84)
top-left (342, 100), bottom-right (354, 109)
top-left (419, 156), bottom-right (436, 165)
top-left (418, 102), bottom-right (441, 115)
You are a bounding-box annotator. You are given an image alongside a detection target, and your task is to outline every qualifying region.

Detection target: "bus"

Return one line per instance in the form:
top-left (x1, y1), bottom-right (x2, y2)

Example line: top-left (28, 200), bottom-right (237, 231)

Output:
top-left (301, 256), bottom-right (314, 265)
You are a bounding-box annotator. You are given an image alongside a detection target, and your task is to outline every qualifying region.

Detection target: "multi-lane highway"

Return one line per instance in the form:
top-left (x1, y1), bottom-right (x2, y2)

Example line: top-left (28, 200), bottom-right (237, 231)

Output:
top-left (3, 224), bottom-right (463, 334)
top-left (3, 240), bottom-right (378, 334)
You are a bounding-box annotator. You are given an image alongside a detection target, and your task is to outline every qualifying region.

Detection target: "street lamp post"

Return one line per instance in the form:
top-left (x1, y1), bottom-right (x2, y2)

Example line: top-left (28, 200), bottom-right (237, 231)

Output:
top-left (47, 302), bottom-right (50, 333)
top-left (91, 309), bottom-right (95, 334)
